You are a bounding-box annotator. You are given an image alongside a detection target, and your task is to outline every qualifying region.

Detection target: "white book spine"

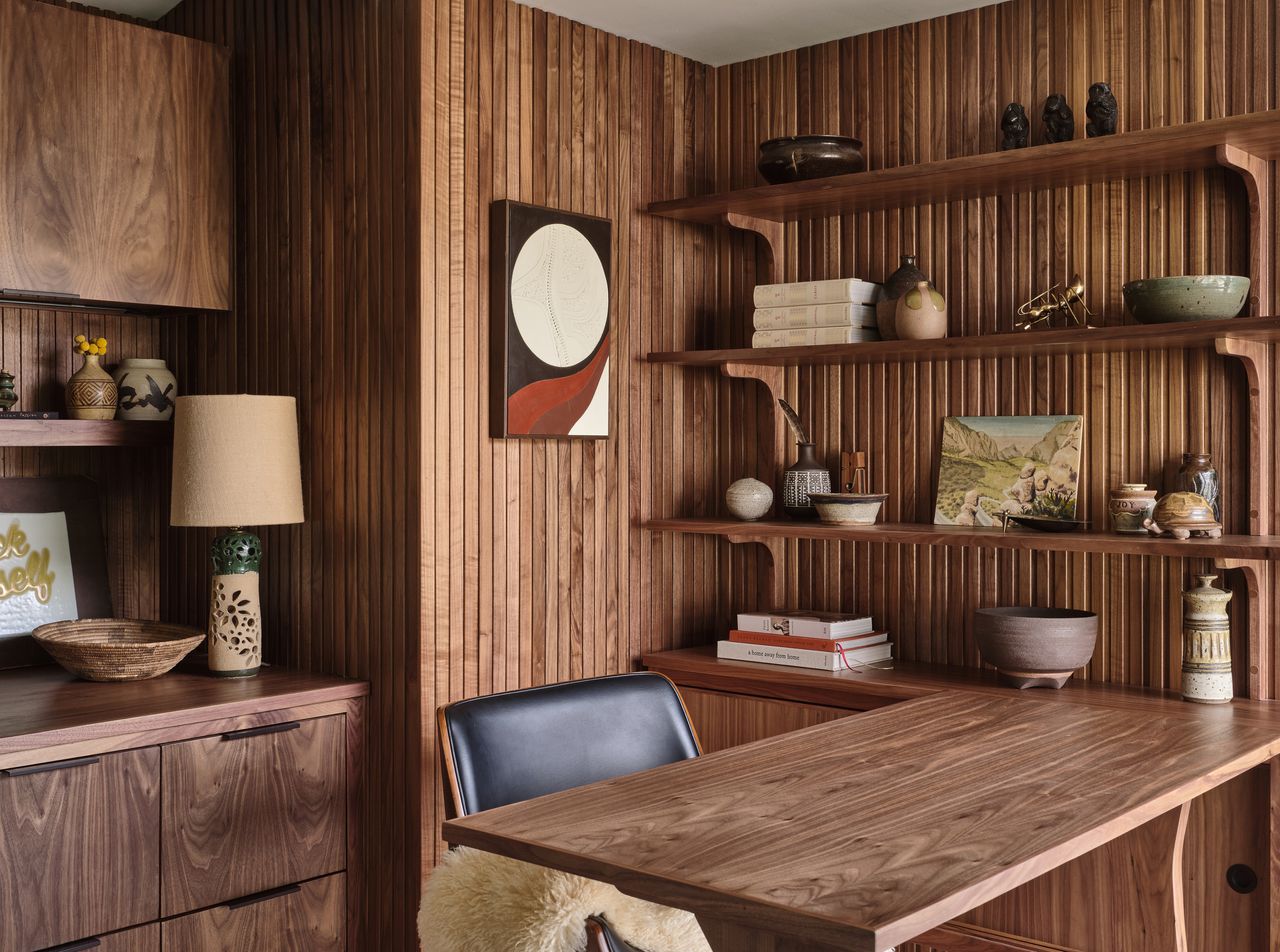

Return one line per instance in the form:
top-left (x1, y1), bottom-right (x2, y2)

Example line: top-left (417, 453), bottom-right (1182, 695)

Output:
top-left (752, 303), bottom-right (878, 330)
top-left (736, 612), bottom-right (792, 634)
top-left (789, 617), bottom-right (876, 638)
top-left (717, 640), bottom-right (892, 672)
top-left (753, 279), bottom-right (881, 308)
top-left (752, 327), bottom-right (882, 348)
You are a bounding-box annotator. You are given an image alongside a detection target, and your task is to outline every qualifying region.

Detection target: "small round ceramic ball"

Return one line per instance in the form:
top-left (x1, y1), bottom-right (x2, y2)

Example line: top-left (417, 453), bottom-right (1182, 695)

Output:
top-left (725, 478), bottom-right (773, 521)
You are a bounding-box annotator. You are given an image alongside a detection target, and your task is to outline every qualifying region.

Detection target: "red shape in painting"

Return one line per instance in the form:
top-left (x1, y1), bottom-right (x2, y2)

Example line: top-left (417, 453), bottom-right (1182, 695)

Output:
top-left (506, 340), bottom-right (609, 435)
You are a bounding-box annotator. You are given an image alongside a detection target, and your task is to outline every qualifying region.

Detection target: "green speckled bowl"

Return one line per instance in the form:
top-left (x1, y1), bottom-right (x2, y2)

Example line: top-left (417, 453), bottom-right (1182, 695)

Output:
top-left (1122, 275), bottom-right (1250, 324)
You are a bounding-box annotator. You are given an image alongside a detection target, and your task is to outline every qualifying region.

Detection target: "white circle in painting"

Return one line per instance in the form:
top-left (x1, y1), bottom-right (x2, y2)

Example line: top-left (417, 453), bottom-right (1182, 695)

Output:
top-left (509, 223), bottom-right (608, 368)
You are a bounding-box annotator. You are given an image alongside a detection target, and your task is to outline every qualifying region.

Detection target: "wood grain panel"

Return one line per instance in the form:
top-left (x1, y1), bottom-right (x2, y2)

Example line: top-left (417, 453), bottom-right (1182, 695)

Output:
top-left (0, 746), bottom-right (159, 951)
top-left (161, 873), bottom-right (344, 952)
top-left (97, 923), bottom-right (161, 952)
top-left (679, 686), bottom-right (851, 752)
top-left (161, 715), bottom-right (345, 915)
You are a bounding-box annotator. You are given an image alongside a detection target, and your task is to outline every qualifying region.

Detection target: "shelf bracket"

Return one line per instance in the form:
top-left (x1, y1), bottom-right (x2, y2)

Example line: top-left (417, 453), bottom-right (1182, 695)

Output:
top-left (722, 212), bottom-right (785, 287)
top-left (1214, 336), bottom-right (1274, 535)
top-left (724, 533), bottom-right (785, 609)
top-left (722, 362), bottom-right (788, 502)
top-left (1213, 557), bottom-right (1271, 700)
top-left (1215, 144), bottom-right (1272, 316)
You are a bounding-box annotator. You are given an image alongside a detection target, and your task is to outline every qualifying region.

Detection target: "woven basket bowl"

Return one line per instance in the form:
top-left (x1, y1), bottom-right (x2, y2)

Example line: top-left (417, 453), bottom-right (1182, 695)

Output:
top-left (33, 619), bottom-right (205, 682)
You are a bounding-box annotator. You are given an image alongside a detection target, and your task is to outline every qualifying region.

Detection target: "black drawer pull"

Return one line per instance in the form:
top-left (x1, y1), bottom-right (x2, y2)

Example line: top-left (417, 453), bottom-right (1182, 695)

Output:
top-left (3, 756), bottom-right (100, 778)
top-left (39, 938), bottom-right (101, 952)
top-left (226, 882), bottom-right (301, 909)
top-left (1, 288), bottom-right (82, 300)
top-left (221, 720), bottom-right (301, 741)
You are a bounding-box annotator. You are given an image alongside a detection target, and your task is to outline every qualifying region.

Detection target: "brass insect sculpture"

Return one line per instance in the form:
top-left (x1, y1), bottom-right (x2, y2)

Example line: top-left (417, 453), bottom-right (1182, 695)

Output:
top-left (1016, 274), bottom-right (1092, 330)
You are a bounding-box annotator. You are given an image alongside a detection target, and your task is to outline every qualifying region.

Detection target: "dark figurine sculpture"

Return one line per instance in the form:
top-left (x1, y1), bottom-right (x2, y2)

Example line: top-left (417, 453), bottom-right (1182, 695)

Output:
top-left (1086, 81), bottom-right (1118, 137)
top-left (1042, 93), bottom-right (1075, 143)
top-left (1000, 102), bottom-right (1029, 150)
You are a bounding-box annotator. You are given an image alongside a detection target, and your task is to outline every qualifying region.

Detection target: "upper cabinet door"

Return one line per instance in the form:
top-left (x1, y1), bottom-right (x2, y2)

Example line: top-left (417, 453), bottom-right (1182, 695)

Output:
top-left (0, 0), bottom-right (231, 311)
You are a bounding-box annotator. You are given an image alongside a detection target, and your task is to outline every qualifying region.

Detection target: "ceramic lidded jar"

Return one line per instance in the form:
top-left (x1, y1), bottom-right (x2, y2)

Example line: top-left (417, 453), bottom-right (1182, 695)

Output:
top-left (1180, 574), bottom-right (1233, 704)
top-left (875, 254), bottom-right (929, 340)
top-left (782, 443), bottom-right (831, 519)
top-left (1108, 482), bottom-right (1157, 534)
top-left (113, 358), bottom-right (178, 421)
top-left (725, 478), bottom-right (773, 521)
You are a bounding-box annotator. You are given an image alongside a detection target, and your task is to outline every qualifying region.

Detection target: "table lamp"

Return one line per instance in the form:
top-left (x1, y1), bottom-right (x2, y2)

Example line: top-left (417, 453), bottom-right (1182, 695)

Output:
top-left (170, 395), bottom-right (304, 677)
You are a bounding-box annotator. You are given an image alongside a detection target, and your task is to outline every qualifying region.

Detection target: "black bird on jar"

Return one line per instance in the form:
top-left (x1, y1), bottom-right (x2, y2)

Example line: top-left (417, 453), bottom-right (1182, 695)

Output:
top-left (1086, 81), bottom-right (1118, 137)
top-left (1042, 93), bottom-right (1075, 143)
top-left (1000, 102), bottom-right (1029, 150)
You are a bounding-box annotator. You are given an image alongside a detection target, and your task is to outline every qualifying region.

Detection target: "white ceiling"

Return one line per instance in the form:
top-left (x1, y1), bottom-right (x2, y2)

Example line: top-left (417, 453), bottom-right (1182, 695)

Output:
top-left (92, 0), bottom-right (1001, 64)
top-left (520, 0), bottom-right (1004, 65)
top-left (91, 0), bottom-right (180, 19)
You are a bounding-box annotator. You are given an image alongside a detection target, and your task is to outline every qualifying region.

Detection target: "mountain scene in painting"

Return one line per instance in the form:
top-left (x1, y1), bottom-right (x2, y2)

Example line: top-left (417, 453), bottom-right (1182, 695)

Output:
top-left (934, 415), bottom-right (1083, 526)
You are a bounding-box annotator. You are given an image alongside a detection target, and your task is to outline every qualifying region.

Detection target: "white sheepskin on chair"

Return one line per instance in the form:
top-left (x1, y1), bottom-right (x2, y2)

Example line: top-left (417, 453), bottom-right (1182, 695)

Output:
top-left (419, 846), bottom-right (712, 952)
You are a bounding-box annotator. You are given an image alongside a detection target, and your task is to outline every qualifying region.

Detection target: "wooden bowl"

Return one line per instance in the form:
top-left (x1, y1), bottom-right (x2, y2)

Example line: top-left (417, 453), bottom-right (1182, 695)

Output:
top-left (973, 607), bottom-right (1098, 689)
top-left (758, 135), bottom-right (866, 184)
top-left (33, 619), bottom-right (205, 682)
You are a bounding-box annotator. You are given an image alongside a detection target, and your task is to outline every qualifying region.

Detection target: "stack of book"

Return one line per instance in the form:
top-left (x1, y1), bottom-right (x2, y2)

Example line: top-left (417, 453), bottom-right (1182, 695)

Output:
top-left (751, 278), bottom-right (882, 348)
top-left (717, 609), bottom-right (892, 672)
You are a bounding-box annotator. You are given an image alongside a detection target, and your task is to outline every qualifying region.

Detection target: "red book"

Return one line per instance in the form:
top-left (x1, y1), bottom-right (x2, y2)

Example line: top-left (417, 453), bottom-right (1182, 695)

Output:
top-left (728, 629), bottom-right (889, 653)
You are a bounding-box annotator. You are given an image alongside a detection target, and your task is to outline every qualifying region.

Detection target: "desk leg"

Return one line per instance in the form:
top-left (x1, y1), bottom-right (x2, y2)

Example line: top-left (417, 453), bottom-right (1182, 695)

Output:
top-left (696, 916), bottom-right (858, 952)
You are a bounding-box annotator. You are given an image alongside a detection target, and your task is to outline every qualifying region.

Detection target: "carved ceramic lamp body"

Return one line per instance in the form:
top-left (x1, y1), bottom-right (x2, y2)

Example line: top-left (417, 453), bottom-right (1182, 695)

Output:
top-left (170, 395), bottom-right (304, 678)
top-left (1181, 574), bottom-right (1233, 704)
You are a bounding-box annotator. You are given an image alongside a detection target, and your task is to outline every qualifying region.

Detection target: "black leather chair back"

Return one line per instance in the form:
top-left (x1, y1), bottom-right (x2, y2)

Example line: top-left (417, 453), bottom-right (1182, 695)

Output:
top-left (439, 672), bottom-right (701, 817)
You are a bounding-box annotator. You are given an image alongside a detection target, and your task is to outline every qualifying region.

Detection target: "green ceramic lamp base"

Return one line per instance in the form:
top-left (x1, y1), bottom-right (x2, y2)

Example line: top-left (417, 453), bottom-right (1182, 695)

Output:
top-left (208, 528), bottom-right (264, 678)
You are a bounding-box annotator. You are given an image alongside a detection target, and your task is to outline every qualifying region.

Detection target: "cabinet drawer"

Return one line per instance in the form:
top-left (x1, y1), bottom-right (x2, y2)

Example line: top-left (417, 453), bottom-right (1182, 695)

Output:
top-left (161, 715), bottom-right (345, 915)
top-left (161, 874), bottom-right (344, 952)
top-left (41, 922), bottom-right (160, 952)
top-left (0, 748), bottom-right (159, 952)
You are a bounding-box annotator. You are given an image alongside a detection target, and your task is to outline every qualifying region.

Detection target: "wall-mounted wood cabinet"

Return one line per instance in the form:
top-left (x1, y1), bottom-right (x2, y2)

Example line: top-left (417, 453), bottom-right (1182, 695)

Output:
top-left (0, 0), bottom-right (231, 311)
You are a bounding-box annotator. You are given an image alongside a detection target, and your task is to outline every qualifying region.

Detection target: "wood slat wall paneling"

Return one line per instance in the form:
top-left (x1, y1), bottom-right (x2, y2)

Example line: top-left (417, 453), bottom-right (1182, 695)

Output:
top-left (159, 1), bottom-right (421, 949)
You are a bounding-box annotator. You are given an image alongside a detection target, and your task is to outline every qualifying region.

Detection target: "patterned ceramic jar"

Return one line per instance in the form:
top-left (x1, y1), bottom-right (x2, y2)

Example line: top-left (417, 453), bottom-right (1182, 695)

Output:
top-left (66, 353), bottom-right (117, 420)
top-left (782, 443), bottom-right (831, 519)
top-left (113, 358), bottom-right (177, 421)
top-left (1108, 482), bottom-right (1157, 534)
top-left (725, 478), bottom-right (773, 521)
top-left (1181, 574), bottom-right (1233, 704)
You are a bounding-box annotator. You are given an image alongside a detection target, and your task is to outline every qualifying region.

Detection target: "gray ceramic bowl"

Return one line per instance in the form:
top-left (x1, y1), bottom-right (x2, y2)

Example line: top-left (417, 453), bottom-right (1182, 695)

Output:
top-left (808, 492), bottom-right (887, 525)
top-left (973, 607), bottom-right (1098, 689)
top-left (1121, 275), bottom-right (1250, 324)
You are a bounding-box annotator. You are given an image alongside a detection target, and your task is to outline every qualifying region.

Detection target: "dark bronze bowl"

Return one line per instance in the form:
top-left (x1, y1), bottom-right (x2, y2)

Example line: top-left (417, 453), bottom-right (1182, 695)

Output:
top-left (1003, 514), bottom-right (1087, 533)
top-left (758, 135), bottom-right (866, 185)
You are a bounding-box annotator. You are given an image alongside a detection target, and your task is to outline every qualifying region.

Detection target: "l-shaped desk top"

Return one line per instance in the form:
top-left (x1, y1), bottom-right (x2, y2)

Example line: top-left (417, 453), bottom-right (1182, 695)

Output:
top-left (444, 686), bottom-right (1280, 952)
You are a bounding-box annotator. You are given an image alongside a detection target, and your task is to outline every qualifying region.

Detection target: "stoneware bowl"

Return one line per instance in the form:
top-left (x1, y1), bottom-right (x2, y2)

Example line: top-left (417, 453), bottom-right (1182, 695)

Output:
top-left (973, 607), bottom-right (1098, 689)
top-left (808, 492), bottom-right (887, 525)
top-left (758, 135), bottom-right (866, 185)
top-left (1121, 275), bottom-right (1250, 324)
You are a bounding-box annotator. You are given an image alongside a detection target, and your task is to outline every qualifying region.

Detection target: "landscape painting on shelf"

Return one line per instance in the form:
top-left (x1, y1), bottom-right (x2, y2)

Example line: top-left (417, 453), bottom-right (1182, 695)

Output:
top-left (934, 415), bottom-right (1084, 526)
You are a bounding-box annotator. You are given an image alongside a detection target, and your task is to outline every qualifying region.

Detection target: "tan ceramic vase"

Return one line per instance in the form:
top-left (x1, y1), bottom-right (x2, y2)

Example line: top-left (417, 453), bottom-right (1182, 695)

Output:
top-left (1181, 574), bottom-right (1233, 704)
top-left (894, 281), bottom-right (948, 340)
top-left (1108, 482), bottom-right (1157, 534)
top-left (65, 353), bottom-right (117, 420)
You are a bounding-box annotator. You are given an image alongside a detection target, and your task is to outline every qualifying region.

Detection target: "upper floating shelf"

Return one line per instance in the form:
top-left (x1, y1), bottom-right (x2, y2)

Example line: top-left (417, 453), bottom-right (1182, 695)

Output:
top-left (645, 517), bottom-right (1280, 560)
top-left (647, 110), bottom-right (1280, 224)
top-left (649, 316), bottom-right (1280, 367)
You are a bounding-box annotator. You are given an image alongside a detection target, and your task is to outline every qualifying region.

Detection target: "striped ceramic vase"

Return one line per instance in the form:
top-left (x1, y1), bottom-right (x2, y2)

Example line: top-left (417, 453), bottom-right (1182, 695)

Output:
top-left (1180, 574), bottom-right (1233, 704)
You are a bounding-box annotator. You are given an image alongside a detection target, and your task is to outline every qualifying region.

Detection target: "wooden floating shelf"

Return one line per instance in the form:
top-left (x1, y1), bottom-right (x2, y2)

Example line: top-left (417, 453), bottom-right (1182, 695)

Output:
top-left (644, 517), bottom-right (1280, 561)
top-left (647, 110), bottom-right (1280, 224)
top-left (649, 316), bottom-right (1280, 367)
top-left (0, 419), bottom-right (173, 447)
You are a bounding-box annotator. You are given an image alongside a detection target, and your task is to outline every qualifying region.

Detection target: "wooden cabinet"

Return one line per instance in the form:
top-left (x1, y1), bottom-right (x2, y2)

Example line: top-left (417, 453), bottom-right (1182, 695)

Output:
top-left (0, 666), bottom-right (366, 952)
top-left (680, 688), bottom-right (853, 752)
top-left (162, 874), bottom-right (345, 952)
top-left (162, 716), bottom-right (346, 915)
top-left (0, 748), bottom-right (159, 951)
top-left (0, 0), bottom-right (231, 311)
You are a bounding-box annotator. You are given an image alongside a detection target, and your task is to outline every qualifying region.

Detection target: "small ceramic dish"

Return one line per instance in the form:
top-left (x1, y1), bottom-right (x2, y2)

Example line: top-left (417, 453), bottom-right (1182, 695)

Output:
top-left (1001, 514), bottom-right (1088, 533)
top-left (1121, 275), bottom-right (1250, 324)
top-left (808, 492), bottom-right (887, 525)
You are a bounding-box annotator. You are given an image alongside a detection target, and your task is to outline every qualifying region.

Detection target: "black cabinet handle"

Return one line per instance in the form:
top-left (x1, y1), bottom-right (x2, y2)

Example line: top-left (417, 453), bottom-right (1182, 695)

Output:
top-left (226, 882), bottom-right (301, 909)
top-left (221, 720), bottom-right (301, 741)
top-left (1, 288), bottom-right (81, 299)
top-left (2, 756), bottom-right (99, 778)
top-left (39, 938), bottom-right (101, 952)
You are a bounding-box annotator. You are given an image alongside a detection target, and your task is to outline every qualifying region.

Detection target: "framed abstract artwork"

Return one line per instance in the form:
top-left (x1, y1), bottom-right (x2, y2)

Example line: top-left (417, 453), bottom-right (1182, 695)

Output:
top-left (490, 200), bottom-right (611, 438)
top-left (0, 476), bottom-right (112, 669)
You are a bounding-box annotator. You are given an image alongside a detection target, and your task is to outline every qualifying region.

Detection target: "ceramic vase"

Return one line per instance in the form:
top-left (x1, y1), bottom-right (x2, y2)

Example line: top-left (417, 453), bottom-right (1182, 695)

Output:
top-left (874, 254), bottom-right (929, 340)
top-left (1108, 482), bottom-right (1157, 534)
top-left (1180, 574), bottom-right (1233, 704)
top-left (1175, 453), bottom-right (1221, 523)
top-left (113, 358), bottom-right (177, 421)
top-left (725, 478), bottom-right (773, 521)
top-left (894, 281), bottom-right (948, 340)
top-left (65, 353), bottom-right (117, 420)
top-left (782, 443), bottom-right (831, 519)
top-left (0, 371), bottom-right (16, 411)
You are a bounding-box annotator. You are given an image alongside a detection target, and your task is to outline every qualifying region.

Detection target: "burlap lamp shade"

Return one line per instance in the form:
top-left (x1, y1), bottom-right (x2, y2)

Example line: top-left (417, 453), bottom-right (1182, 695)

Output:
top-left (170, 395), bottom-right (304, 676)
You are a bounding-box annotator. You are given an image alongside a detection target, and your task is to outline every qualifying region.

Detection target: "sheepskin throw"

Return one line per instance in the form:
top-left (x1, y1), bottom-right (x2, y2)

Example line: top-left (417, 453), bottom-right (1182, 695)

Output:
top-left (419, 847), bottom-right (712, 952)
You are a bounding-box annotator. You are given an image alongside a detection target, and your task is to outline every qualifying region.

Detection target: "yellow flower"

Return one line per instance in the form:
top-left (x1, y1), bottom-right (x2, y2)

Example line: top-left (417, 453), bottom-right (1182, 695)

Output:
top-left (74, 334), bottom-right (86, 344)
top-left (95, 337), bottom-right (107, 349)
top-left (78, 342), bottom-right (90, 354)
top-left (87, 344), bottom-right (99, 355)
